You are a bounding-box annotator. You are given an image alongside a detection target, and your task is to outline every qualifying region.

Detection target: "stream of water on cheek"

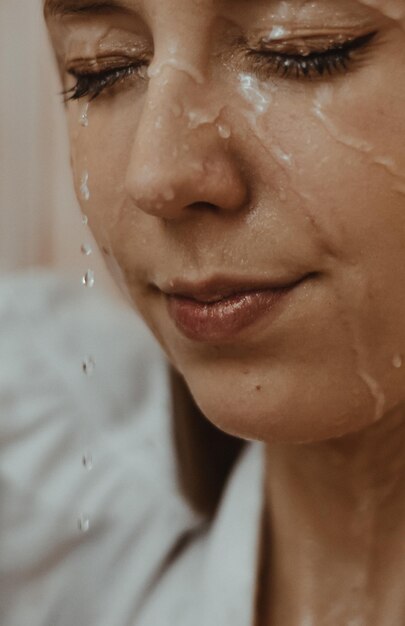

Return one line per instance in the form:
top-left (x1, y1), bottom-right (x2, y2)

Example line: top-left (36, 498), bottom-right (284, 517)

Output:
top-left (237, 29), bottom-right (405, 427)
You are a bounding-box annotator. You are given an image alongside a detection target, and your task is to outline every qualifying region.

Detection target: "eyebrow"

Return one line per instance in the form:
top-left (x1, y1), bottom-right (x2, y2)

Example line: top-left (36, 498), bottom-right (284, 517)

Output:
top-left (44, 0), bottom-right (132, 18)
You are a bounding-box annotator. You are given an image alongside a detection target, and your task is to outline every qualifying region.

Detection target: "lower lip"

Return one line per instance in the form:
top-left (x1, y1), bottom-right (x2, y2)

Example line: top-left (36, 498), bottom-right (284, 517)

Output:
top-left (166, 284), bottom-right (300, 343)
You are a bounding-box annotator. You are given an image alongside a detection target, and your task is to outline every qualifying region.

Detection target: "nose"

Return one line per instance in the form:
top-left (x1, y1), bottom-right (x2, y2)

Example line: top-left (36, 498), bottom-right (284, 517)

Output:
top-left (125, 71), bottom-right (248, 220)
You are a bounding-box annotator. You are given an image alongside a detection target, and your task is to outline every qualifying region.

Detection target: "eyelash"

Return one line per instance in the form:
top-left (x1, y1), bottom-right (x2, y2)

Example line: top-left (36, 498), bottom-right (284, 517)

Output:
top-left (248, 31), bottom-right (377, 80)
top-left (63, 31), bottom-right (377, 102)
top-left (63, 63), bottom-right (147, 101)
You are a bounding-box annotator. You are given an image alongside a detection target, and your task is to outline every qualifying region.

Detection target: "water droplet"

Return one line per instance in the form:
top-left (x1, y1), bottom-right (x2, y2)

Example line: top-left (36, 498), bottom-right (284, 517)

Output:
top-left (392, 354), bottom-right (402, 369)
top-left (81, 213), bottom-right (89, 226)
top-left (273, 145), bottom-right (293, 167)
top-left (81, 243), bottom-right (93, 256)
top-left (82, 270), bottom-right (95, 288)
top-left (79, 103), bottom-right (89, 127)
top-left (147, 58), bottom-right (205, 85)
top-left (78, 514), bottom-right (90, 533)
top-left (217, 123), bottom-right (231, 139)
top-left (279, 188), bottom-right (287, 202)
top-left (80, 171), bottom-right (90, 201)
top-left (187, 107), bottom-right (223, 130)
top-left (82, 356), bottom-right (96, 376)
top-left (82, 451), bottom-right (93, 470)
top-left (263, 25), bottom-right (288, 41)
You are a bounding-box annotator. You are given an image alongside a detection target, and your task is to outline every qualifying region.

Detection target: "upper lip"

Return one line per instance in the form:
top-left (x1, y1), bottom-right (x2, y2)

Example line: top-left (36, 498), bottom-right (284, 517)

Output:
top-left (158, 274), bottom-right (310, 303)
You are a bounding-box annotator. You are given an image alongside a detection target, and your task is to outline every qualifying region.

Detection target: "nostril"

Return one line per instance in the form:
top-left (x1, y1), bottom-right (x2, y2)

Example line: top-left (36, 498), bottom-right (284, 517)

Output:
top-left (188, 202), bottom-right (219, 212)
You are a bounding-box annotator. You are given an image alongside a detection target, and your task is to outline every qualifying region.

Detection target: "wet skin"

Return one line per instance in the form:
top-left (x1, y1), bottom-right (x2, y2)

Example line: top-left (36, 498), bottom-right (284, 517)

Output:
top-left (45, 1), bottom-right (405, 624)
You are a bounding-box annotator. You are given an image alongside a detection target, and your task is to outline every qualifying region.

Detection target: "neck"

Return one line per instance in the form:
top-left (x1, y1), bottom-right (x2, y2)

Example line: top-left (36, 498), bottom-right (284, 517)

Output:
top-left (260, 408), bottom-right (405, 626)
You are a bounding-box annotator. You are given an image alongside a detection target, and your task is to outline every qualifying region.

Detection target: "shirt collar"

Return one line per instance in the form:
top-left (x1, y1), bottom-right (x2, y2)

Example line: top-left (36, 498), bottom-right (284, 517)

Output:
top-left (199, 441), bottom-right (266, 626)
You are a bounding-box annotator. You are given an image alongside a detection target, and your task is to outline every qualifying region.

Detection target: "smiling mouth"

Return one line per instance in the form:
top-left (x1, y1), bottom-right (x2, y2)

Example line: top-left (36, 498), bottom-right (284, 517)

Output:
top-left (161, 273), bottom-right (314, 342)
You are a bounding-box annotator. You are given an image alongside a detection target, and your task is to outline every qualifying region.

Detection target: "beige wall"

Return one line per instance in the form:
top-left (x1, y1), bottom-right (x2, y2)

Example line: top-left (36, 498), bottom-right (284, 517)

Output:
top-left (0, 1), bottom-right (122, 301)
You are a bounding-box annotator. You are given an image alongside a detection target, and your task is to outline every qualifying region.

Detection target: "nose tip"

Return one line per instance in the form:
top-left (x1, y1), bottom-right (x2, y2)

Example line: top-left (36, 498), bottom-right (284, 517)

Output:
top-left (127, 151), bottom-right (248, 219)
top-left (125, 74), bottom-right (249, 220)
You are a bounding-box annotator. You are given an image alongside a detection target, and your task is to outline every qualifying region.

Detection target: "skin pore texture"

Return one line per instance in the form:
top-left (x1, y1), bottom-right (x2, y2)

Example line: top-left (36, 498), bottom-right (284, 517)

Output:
top-left (45, 1), bottom-right (405, 624)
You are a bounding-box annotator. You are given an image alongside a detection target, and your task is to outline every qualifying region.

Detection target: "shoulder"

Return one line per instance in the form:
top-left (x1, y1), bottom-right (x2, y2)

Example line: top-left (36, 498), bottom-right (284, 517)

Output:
top-left (0, 269), bottom-right (203, 626)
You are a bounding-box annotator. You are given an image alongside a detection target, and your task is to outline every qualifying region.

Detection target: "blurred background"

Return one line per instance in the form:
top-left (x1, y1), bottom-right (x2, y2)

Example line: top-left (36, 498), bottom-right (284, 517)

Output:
top-left (0, 0), bottom-right (122, 301)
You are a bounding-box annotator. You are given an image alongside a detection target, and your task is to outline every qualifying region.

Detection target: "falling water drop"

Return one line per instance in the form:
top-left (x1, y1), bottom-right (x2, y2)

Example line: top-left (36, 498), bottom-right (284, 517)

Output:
top-left (81, 243), bottom-right (93, 256)
top-left (82, 270), bottom-right (95, 288)
top-left (80, 171), bottom-right (90, 202)
top-left (82, 214), bottom-right (89, 226)
top-left (82, 451), bottom-right (94, 470)
top-left (79, 103), bottom-right (89, 127)
top-left (82, 356), bottom-right (96, 376)
top-left (217, 123), bottom-right (231, 139)
top-left (78, 514), bottom-right (90, 533)
top-left (392, 354), bottom-right (403, 369)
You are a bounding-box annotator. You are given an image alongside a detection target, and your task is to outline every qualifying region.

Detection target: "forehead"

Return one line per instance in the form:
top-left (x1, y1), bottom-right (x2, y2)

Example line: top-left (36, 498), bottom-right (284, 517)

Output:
top-left (43, 0), bottom-right (405, 24)
top-left (41, 0), bottom-right (380, 13)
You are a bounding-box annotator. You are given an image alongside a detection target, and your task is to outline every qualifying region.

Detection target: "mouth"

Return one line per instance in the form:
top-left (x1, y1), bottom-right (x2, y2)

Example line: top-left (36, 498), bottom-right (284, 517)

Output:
top-left (159, 273), bottom-right (314, 343)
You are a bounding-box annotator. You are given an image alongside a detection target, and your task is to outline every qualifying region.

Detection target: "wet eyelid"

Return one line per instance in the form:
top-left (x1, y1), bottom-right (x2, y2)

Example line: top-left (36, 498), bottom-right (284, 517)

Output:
top-left (65, 50), bottom-right (150, 72)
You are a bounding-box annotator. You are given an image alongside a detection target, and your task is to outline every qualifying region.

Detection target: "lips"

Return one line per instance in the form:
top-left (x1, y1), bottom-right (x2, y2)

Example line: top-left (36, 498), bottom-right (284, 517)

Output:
top-left (162, 275), bottom-right (309, 342)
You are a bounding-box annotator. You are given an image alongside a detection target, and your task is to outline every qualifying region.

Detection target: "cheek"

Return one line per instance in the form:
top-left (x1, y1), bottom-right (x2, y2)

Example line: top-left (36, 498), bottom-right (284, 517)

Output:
top-left (177, 78), bottom-right (405, 442)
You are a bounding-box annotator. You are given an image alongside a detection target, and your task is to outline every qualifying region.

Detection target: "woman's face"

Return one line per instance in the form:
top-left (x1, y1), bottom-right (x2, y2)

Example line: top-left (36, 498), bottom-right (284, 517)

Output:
top-left (46, 0), bottom-right (405, 444)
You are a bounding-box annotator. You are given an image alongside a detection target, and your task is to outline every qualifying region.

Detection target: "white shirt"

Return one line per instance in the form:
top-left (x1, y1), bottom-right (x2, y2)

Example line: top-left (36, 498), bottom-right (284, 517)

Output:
top-left (0, 269), bottom-right (265, 626)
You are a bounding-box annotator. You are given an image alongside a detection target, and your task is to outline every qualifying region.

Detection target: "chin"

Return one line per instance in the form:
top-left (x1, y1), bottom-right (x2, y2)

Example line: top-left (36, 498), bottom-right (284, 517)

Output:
top-left (182, 364), bottom-right (379, 445)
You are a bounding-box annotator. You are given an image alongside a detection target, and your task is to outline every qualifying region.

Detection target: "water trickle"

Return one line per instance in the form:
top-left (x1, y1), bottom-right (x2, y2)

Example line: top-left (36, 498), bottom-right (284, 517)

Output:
top-left (263, 25), bottom-right (288, 41)
top-left (392, 354), bottom-right (403, 369)
top-left (80, 171), bottom-right (90, 202)
top-left (314, 94), bottom-right (405, 188)
top-left (82, 270), bottom-right (95, 288)
top-left (82, 451), bottom-right (94, 470)
top-left (82, 356), bottom-right (96, 376)
top-left (78, 514), bottom-right (90, 533)
top-left (81, 213), bottom-right (89, 226)
top-left (187, 107), bottom-right (224, 130)
top-left (217, 123), bottom-right (231, 139)
top-left (395, 183), bottom-right (405, 195)
top-left (313, 94), bottom-right (373, 155)
top-left (358, 370), bottom-right (386, 422)
top-left (147, 58), bottom-right (205, 85)
top-left (372, 155), bottom-right (405, 192)
top-left (239, 73), bottom-right (272, 115)
top-left (81, 243), bottom-right (93, 256)
top-left (272, 145), bottom-right (293, 167)
top-left (79, 103), bottom-right (89, 128)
